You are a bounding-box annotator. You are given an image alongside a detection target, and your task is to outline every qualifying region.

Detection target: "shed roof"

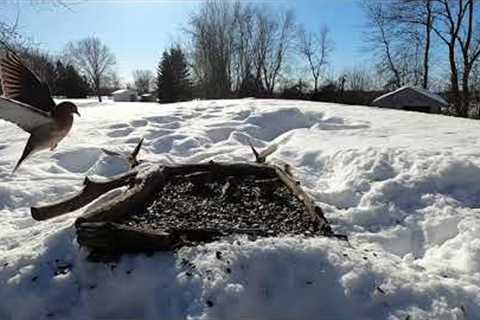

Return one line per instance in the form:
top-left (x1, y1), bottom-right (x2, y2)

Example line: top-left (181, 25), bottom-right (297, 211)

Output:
top-left (112, 89), bottom-right (137, 95)
top-left (373, 86), bottom-right (448, 106)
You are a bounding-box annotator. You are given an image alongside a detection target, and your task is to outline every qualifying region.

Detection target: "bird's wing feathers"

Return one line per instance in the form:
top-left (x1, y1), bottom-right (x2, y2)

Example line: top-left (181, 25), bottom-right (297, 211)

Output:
top-left (0, 51), bottom-right (56, 113)
top-left (0, 96), bottom-right (54, 133)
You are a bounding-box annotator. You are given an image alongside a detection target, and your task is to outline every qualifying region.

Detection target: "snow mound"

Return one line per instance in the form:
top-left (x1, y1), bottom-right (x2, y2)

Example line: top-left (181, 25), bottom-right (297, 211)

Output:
top-left (0, 99), bottom-right (479, 319)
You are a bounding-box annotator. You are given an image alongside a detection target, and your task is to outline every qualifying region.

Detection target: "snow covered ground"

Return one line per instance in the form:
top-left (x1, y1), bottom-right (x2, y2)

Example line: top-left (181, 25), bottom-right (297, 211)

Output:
top-left (0, 98), bottom-right (479, 319)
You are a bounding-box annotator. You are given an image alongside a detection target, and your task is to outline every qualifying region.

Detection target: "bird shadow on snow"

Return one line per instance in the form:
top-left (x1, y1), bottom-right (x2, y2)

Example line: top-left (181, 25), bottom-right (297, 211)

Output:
top-left (52, 148), bottom-right (102, 173)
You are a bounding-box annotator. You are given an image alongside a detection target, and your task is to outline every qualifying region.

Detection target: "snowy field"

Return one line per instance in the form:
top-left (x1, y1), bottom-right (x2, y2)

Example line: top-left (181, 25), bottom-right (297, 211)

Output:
top-left (0, 98), bottom-right (479, 319)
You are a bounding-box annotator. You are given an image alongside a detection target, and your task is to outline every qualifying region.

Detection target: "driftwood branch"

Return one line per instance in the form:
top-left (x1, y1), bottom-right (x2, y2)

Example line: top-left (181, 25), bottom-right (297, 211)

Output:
top-left (76, 165), bottom-right (166, 224)
top-left (101, 137), bottom-right (144, 169)
top-left (31, 170), bottom-right (138, 221)
top-left (249, 141), bottom-right (278, 163)
top-left (274, 165), bottom-right (331, 234)
top-left (75, 162), bottom-right (277, 225)
top-left (32, 138), bottom-right (143, 221)
top-left (128, 138), bottom-right (144, 168)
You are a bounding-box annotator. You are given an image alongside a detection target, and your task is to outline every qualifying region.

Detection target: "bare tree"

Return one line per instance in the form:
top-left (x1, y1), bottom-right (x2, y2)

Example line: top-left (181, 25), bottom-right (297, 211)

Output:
top-left (343, 66), bottom-right (374, 91)
top-left (454, 0), bottom-right (480, 116)
top-left (65, 37), bottom-right (116, 102)
top-left (188, 1), bottom-right (296, 97)
top-left (189, 0), bottom-right (235, 98)
top-left (422, 0), bottom-right (479, 117)
top-left (232, 2), bottom-right (256, 94)
top-left (362, 0), bottom-right (430, 90)
top-left (388, 0), bottom-right (435, 89)
top-left (362, 1), bottom-right (404, 89)
top-left (132, 70), bottom-right (153, 95)
top-left (298, 26), bottom-right (333, 93)
top-left (258, 8), bottom-right (296, 95)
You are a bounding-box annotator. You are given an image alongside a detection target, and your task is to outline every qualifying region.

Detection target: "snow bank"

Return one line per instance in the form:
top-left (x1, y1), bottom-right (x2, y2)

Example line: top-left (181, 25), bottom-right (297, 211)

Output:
top-left (0, 99), bottom-right (479, 319)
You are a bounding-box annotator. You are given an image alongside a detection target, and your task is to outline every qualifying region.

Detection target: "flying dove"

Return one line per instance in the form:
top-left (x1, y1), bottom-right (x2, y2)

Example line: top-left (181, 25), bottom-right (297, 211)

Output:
top-left (0, 51), bottom-right (80, 172)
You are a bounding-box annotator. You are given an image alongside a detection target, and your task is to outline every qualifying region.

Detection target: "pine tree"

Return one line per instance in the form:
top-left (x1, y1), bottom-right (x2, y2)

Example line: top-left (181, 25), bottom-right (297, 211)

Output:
top-left (55, 60), bottom-right (91, 98)
top-left (157, 47), bottom-right (191, 102)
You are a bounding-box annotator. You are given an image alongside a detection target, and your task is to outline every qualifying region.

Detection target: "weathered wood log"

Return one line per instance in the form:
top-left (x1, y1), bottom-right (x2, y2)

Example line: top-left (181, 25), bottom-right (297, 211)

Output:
top-left (77, 222), bottom-right (175, 252)
top-left (183, 171), bottom-right (215, 185)
top-left (164, 161), bottom-right (277, 179)
top-left (274, 165), bottom-right (332, 234)
top-left (30, 137), bottom-right (348, 259)
top-left (31, 170), bottom-right (138, 221)
top-left (76, 165), bottom-right (166, 224)
top-left (77, 221), bottom-right (269, 254)
top-left (31, 161), bottom-right (278, 222)
top-left (76, 162), bottom-right (278, 224)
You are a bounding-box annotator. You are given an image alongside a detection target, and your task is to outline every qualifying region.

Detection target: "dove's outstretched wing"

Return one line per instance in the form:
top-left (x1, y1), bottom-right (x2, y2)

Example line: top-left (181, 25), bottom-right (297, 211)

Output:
top-left (0, 51), bottom-right (56, 113)
top-left (0, 97), bottom-right (54, 133)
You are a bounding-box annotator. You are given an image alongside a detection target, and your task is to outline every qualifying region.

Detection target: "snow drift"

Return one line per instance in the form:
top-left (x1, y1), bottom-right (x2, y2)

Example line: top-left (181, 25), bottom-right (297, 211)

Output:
top-left (0, 99), bottom-right (479, 319)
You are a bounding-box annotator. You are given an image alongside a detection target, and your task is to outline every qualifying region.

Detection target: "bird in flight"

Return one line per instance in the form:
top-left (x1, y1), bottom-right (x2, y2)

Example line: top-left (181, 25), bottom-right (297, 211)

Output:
top-left (0, 51), bottom-right (81, 172)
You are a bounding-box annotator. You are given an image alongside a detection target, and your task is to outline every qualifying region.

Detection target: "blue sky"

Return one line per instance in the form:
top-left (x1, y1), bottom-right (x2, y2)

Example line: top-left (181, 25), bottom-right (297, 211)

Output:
top-left (2, 0), bottom-right (368, 83)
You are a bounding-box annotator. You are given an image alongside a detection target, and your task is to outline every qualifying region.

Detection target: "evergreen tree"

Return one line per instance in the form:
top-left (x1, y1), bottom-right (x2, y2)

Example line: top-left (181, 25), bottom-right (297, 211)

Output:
top-left (55, 60), bottom-right (91, 98)
top-left (157, 47), bottom-right (191, 102)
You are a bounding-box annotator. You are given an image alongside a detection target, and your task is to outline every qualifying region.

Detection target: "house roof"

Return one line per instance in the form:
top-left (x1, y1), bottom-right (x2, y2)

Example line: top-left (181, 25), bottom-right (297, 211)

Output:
top-left (373, 86), bottom-right (448, 106)
top-left (112, 89), bottom-right (137, 95)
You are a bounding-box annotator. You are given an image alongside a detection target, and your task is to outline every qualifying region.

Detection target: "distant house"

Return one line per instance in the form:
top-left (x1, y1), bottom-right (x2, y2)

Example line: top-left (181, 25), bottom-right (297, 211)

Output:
top-left (371, 86), bottom-right (447, 113)
top-left (139, 93), bottom-right (156, 102)
top-left (112, 89), bottom-right (138, 102)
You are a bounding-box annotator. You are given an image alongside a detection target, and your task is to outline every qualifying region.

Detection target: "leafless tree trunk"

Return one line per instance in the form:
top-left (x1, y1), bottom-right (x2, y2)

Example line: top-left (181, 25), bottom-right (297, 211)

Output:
top-left (362, 1), bottom-right (404, 89)
top-left (66, 37), bottom-right (116, 102)
top-left (455, 0), bottom-right (480, 117)
top-left (189, 0), bottom-right (235, 98)
top-left (188, 1), bottom-right (296, 97)
top-left (363, 0), bottom-right (438, 90)
top-left (423, 0), bottom-right (434, 89)
top-left (428, 0), bottom-right (473, 117)
top-left (259, 9), bottom-right (295, 95)
top-left (390, 0), bottom-right (435, 89)
top-left (298, 26), bottom-right (333, 93)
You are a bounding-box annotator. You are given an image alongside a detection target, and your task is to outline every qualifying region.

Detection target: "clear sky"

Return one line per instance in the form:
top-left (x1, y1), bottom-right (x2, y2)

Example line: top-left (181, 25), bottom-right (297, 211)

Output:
top-left (1, 0), bottom-right (368, 83)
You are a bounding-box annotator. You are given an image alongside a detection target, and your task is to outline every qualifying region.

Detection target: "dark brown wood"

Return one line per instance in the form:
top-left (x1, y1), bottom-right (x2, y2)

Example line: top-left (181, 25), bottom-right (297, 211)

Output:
top-left (31, 154), bottom-right (345, 257)
top-left (75, 162), bottom-right (278, 225)
top-left (76, 165), bottom-right (166, 224)
top-left (77, 222), bottom-right (175, 252)
top-left (31, 161), bottom-right (277, 222)
top-left (31, 170), bottom-right (138, 221)
top-left (183, 171), bottom-right (215, 185)
top-left (248, 141), bottom-right (278, 164)
top-left (101, 138), bottom-right (144, 169)
top-left (249, 141), bottom-right (264, 163)
top-left (274, 165), bottom-right (332, 235)
top-left (128, 138), bottom-right (144, 168)
top-left (164, 161), bottom-right (277, 179)
top-left (77, 221), bottom-right (269, 255)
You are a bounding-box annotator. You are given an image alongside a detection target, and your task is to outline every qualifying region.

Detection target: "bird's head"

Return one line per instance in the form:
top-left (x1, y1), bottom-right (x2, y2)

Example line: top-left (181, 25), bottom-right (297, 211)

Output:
top-left (56, 101), bottom-right (81, 117)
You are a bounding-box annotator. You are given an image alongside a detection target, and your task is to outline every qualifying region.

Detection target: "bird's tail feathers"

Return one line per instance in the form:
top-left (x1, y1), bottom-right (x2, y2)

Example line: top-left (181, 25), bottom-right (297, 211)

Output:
top-left (12, 139), bottom-right (34, 173)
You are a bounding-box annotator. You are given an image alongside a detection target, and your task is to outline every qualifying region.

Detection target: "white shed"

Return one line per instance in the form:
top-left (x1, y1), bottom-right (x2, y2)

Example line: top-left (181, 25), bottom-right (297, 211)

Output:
top-left (112, 89), bottom-right (138, 102)
top-left (372, 86), bottom-right (447, 113)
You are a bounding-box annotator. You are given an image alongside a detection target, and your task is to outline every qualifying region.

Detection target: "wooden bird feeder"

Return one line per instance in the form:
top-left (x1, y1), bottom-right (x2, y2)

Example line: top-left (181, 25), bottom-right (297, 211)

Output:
top-left (31, 139), bottom-right (347, 261)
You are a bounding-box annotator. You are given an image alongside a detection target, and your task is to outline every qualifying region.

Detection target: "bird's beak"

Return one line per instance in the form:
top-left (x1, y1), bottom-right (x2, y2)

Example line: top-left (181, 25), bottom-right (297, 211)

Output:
top-left (75, 111), bottom-right (81, 117)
